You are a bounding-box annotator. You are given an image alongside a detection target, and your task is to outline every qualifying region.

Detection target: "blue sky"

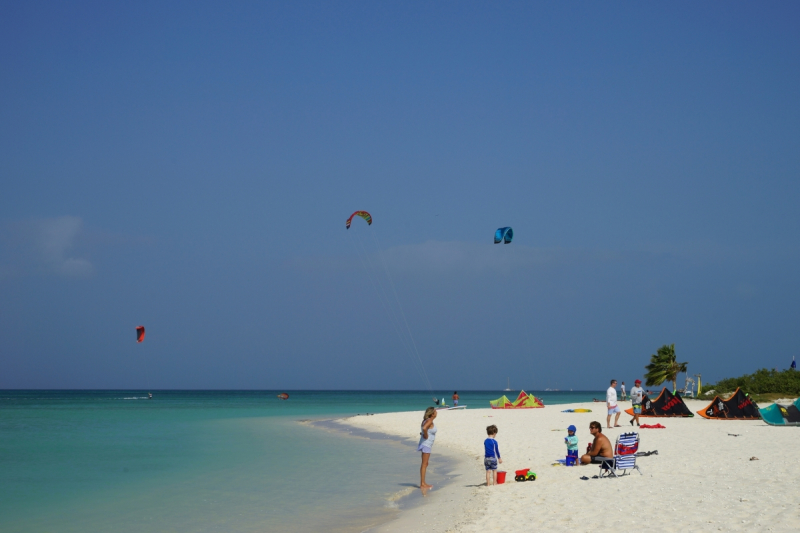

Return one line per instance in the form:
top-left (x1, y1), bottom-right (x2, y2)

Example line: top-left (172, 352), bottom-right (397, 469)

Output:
top-left (1, 1), bottom-right (798, 390)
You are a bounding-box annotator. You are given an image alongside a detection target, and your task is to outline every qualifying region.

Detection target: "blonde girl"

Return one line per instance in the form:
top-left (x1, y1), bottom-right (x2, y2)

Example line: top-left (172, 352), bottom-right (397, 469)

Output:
top-left (417, 407), bottom-right (437, 490)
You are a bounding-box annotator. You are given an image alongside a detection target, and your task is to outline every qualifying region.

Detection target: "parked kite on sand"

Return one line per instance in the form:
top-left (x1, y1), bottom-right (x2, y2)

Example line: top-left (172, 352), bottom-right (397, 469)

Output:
top-left (696, 388), bottom-right (761, 420)
top-left (624, 388), bottom-right (693, 418)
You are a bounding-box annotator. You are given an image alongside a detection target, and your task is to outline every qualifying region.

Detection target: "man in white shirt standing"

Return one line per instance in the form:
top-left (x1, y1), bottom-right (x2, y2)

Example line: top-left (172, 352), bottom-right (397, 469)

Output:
top-left (620, 381), bottom-right (627, 401)
top-left (606, 379), bottom-right (621, 429)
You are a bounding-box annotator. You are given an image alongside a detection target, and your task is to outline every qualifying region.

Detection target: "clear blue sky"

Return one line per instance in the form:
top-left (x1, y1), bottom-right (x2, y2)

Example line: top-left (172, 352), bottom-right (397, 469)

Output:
top-left (1, 1), bottom-right (798, 390)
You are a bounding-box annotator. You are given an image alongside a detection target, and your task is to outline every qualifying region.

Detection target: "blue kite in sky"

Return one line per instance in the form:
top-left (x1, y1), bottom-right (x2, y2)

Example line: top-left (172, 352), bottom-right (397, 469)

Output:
top-left (494, 227), bottom-right (513, 244)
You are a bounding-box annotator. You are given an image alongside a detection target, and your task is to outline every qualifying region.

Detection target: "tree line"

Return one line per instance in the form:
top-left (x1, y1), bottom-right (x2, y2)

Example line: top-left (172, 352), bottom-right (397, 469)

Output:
top-left (644, 343), bottom-right (799, 395)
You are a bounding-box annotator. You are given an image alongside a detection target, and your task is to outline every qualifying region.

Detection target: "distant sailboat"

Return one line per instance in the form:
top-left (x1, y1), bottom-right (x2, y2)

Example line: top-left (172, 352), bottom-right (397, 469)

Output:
top-left (504, 378), bottom-right (512, 391)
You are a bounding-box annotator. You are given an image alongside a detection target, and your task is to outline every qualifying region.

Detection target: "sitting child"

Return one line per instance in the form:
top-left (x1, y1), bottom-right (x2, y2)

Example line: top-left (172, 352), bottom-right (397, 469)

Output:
top-left (565, 425), bottom-right (578, 465)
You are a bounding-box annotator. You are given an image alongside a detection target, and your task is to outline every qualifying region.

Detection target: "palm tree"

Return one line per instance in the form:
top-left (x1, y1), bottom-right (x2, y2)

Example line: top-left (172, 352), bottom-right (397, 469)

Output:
top-left (644, 344), bottom-right (688, 392)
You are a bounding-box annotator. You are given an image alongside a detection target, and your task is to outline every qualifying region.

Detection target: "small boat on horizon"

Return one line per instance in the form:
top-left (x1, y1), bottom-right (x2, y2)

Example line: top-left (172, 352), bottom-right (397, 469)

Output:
top-left (503, 378), bottom-right (512, 391)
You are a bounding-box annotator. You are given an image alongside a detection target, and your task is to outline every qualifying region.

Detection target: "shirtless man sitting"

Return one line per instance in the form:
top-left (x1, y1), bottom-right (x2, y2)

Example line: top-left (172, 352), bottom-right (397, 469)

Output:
top-left (580, 421), bottom-right (614, 465)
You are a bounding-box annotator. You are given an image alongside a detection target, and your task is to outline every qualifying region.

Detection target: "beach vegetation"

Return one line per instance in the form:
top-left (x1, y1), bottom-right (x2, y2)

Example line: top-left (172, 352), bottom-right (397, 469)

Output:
top-left (702, 368), bottom-right (800, 397)
top-left (644, 344), bottom-right (687, 392)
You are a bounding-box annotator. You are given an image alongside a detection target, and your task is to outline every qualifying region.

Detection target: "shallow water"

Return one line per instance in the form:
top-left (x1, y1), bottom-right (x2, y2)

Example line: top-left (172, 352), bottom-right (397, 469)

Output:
top-left (0, 390), bottom-right (599, 532)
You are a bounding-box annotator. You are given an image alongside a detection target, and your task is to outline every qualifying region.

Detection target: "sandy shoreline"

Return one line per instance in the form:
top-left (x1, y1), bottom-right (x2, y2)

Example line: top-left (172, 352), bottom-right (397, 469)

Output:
top-left (310, 417), bottom-right (474, 531)
top-left (344, 400), bottom-right (800, 532)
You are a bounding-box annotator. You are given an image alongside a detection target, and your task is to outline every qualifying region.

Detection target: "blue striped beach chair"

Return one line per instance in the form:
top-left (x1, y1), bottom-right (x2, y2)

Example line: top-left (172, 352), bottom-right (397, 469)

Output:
top-left (598, 432), bottom-right (642, 478)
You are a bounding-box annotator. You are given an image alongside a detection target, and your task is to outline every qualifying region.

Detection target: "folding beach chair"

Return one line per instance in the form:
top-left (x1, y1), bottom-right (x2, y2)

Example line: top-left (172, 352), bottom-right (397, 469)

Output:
top-left (598, 432), bottom-right (642, 478)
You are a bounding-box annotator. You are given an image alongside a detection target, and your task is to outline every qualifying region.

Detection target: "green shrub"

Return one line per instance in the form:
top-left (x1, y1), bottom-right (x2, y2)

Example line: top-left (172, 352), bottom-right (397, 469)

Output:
top-left (703, 368), bottom-right (800, 395)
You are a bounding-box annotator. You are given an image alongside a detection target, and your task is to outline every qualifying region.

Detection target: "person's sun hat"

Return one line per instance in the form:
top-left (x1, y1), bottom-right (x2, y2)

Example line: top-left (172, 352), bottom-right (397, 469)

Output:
top-left (567, 425), bottom-right (576, 432)
top-left (635, 379), bottom-right (642, 384)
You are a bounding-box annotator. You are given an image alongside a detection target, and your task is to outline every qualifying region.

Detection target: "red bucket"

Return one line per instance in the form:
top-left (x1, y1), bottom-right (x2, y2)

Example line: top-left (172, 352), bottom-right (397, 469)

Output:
top-left (496, 471), bottom-right (507, 484)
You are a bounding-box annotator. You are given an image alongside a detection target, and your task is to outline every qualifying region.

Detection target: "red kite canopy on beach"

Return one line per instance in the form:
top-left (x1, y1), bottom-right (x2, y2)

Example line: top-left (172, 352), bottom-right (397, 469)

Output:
top-left (136, 326), bottom-right (145, 343)
top-left (489, 391), bottom-right (544, 409)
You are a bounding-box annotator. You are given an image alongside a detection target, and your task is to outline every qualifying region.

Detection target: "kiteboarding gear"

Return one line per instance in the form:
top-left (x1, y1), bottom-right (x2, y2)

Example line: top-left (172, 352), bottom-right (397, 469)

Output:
top-left (624, 388), bottom-right (694, 418)
top-left (760, 398), bottom-right (800, 426)
top-left (345, 211), bottom-right (372, 229)
top-left (697, 388), bottom-right (761, 420)
top-left (345, 210), bottom-right (433, 395)
top-left (490, 391), bottom-right (544, 409)
top-left (136, 326), bottom-right (145, 343)
top-left (494, 227), bottom-right (513, 244)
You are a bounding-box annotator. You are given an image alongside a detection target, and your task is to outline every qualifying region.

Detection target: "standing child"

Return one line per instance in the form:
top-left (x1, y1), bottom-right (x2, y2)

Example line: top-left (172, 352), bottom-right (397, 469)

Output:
top-left (565, 425), bottom-right (579, 465)
top-left (629, 379), bottom-right (645, 426)
top-left (484, 425), bottom-right (503, 486)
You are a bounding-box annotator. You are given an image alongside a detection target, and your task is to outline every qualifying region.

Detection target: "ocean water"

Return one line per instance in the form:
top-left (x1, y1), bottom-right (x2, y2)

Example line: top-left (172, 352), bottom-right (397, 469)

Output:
top-left (0, 390), bottom-right (599, 533)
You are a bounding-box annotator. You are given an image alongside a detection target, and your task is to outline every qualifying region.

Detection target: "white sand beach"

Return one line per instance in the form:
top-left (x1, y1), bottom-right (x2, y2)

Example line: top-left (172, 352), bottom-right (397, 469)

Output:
top-left (349, 401), bottom-right (800, 533)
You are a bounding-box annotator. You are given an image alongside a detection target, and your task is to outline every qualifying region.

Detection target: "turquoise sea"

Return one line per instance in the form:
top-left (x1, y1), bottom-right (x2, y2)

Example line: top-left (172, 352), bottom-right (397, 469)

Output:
top-left (0, 390), bottom-right (600, 533)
